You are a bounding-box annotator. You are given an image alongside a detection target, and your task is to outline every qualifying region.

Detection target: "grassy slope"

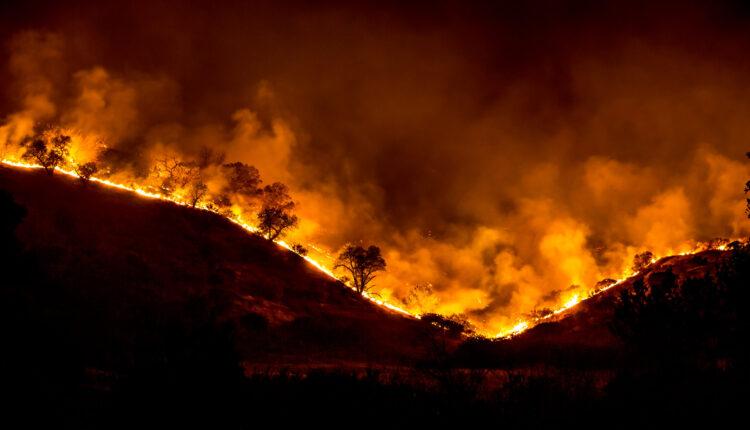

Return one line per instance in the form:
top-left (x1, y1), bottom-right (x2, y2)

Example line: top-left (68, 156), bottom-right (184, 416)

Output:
top-left (508, 249), bottom-right (730, 350)
top-left (0, 165), bottom-right (429, 368)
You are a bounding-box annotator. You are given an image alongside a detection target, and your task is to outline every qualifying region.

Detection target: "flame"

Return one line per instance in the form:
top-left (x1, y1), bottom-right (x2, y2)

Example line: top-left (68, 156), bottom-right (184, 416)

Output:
top-left (1, 157), bottom-right (419, 319)
top-left (490, 240), bottom-right (740, 339)
top-left (2, 157), bottom-right (742, 338)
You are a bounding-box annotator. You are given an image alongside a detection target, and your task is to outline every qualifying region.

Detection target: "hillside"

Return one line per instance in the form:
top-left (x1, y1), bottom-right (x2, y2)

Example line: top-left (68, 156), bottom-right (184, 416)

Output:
top-left (0, 164), bottom-right (430, 370)
top-left (1, 163), bottom-right (746, 426)
top-left (493, 248), bottom-right (735, 362)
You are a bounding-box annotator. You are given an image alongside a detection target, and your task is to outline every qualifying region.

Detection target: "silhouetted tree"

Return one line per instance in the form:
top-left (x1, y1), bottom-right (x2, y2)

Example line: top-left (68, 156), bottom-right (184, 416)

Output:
top-left (258, 207), bottom-right (298, 240)
top-left (259, 182), bottom-right (292, 208)
top-left (589, 278), bottom-right (617, 297)
top-left (292, 243), bottom-right (308, 256)
top-left (73, 162), bottom-right (98, 185)
top-left (257, 182), bottom-right (298, 240)
top-left (222, 162), bottom-right (261, 197)
top-left (153, 156), bottom-right (200, 195)
top-left (187, 180), bottom-right (208, 207)
top-left (335, 244), bottom-right (386, 294)
top-left (422, 313), bottom-right (475, 336)
top-left (631, 251), bottom-right (654, 273)
top-left (21, 131), bottom-right (70, 175)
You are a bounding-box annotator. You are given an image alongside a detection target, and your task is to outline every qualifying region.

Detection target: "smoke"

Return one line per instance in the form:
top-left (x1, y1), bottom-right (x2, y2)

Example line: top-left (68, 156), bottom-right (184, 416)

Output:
top-left (0, 32), bottom-right (62, 153)
top-left (2, 1), bottom-right (750, 333)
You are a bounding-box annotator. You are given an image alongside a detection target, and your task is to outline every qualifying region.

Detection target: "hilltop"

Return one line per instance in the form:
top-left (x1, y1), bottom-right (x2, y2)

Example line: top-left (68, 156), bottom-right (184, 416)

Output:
top-left (0, 164), bottom-right (431, 371)
top-left (511, 249), bottom-right (730, 348)
top-left (453, 247), bottom-right (741, 369)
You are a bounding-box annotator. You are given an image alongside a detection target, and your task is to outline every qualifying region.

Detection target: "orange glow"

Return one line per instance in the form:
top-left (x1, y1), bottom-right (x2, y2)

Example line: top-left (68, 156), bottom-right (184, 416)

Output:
top-left (4, 5), bottom-right (750, 344)
top-left (4, 156), bottom-right (742, 338)
top-left (489, 240), bottom-right (741, 338)
top-left (1, 157), bottom-right (419, 319)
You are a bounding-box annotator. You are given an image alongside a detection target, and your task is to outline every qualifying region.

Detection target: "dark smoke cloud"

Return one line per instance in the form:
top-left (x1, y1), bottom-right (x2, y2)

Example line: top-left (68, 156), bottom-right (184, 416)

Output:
top-left (3, 0), bottom-right (750, 332)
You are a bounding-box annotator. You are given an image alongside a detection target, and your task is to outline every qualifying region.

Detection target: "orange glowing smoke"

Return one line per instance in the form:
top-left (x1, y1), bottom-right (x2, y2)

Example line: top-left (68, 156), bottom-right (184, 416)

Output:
top-left (0, 156), bottom-right (740, 338)
top-left (1, 157), bottom-right (418, 319)
top-left (3, 7), bottom-right (750, 339)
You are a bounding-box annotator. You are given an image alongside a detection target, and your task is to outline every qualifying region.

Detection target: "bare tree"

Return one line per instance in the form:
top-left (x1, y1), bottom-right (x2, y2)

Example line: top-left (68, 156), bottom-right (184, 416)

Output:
top-left (256, 182), bottom-right (298, 240)
top-left (257, 207), bottom-right (298, 240)
top-left (188, 180), bottom-right (209, 207)
top-left (21, 131), bottom-right (71, 175)
top-left (153, 156), bottom-right (199, 195)
top-left (335, 244), bottom-right (386, 294)
top-left (73, 162), bottom-right (98, 185)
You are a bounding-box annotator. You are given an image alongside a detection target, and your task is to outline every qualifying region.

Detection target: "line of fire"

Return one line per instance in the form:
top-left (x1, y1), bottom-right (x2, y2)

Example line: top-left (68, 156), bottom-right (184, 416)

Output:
top-left (1, 1), bottom-right (748, 427)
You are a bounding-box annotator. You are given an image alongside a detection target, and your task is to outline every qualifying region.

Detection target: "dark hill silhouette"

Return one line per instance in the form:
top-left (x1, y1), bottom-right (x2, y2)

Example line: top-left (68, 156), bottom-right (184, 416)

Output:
top-left (0, 164), bottom-right (429, 372)
top-left (511, 249), bottom-right (730, 349)
top-left (1, 163), bottom-right (746, 427)
top-left (451, 247), bottom-right (745, 370)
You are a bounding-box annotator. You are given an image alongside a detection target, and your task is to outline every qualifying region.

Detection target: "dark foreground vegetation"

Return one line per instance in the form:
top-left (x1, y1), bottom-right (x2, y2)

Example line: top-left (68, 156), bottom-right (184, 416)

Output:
top-left (1, 175), bottom-right (747, 427)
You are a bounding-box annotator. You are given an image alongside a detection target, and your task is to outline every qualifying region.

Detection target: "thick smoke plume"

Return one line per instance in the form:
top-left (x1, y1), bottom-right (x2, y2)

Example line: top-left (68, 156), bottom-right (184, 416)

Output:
top-left (2, 0), bottom-right (750, 333)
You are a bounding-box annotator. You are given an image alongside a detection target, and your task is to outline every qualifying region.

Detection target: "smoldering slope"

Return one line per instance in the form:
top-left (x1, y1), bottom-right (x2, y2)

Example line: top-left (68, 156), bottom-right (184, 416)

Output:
top-left (2, 0), bottom-right (750, 332)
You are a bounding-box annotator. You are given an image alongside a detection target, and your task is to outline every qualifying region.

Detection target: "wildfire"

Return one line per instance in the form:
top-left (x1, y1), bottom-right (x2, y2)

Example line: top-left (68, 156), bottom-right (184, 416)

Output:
top-left (491, 241), bottom-right (737, 339)
top-left (0, 157), bottom-right (741, 339)
top-left (1, 157), bottom-right (418, 319)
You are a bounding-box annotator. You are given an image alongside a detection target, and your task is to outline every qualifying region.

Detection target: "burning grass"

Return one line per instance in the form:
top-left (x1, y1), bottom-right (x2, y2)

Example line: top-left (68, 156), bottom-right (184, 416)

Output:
top-left (3, 156), bottom-right (742, 339)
